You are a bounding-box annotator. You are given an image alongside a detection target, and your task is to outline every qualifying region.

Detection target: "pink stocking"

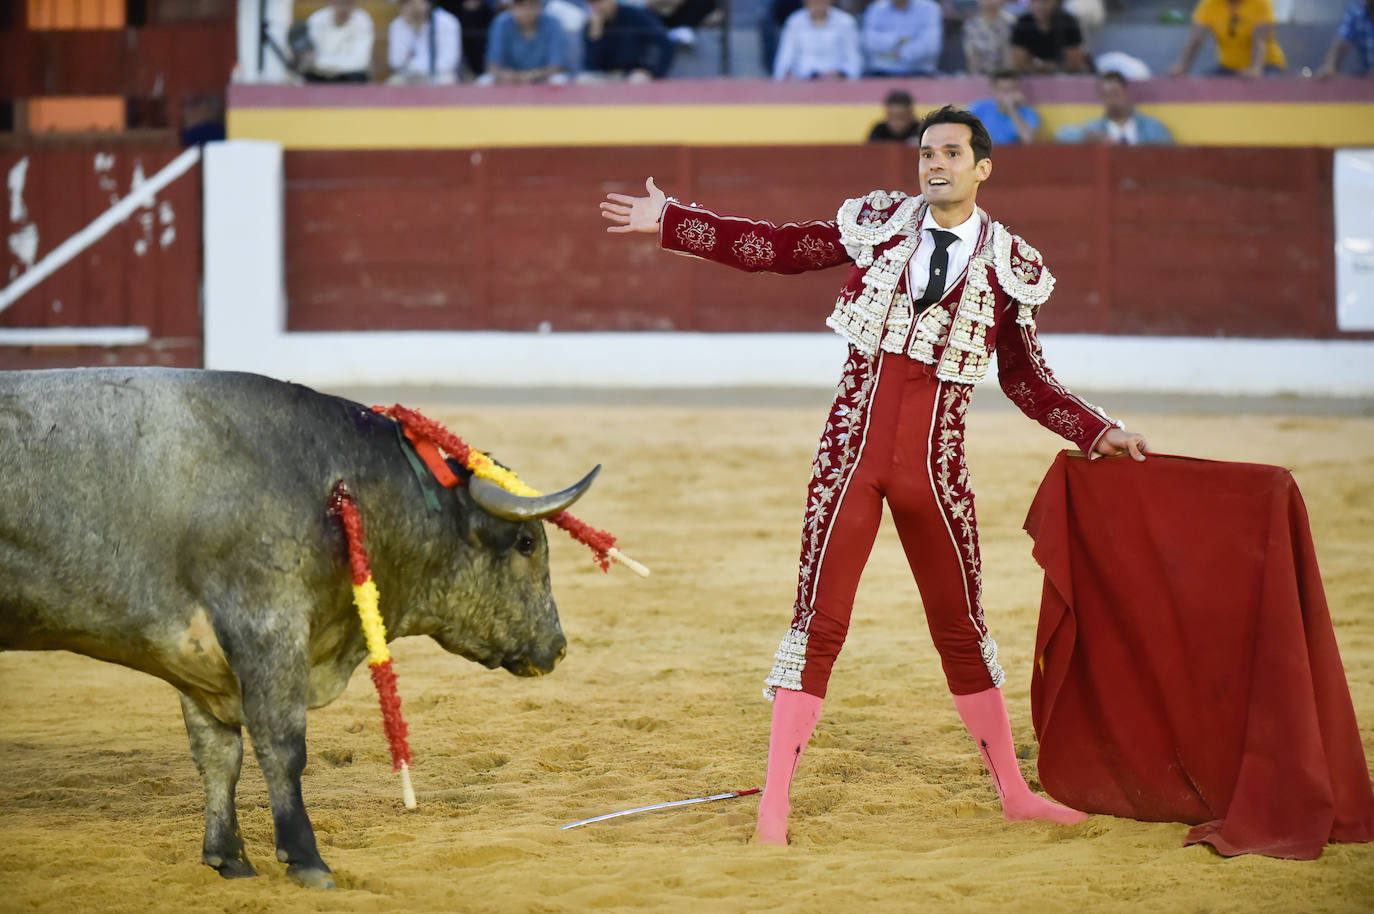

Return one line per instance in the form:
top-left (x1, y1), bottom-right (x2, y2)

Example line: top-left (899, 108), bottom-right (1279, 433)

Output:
top-left (754, 688), bottom-right (823, 844)
top-left (952, 687), bottom-right (1088, 825)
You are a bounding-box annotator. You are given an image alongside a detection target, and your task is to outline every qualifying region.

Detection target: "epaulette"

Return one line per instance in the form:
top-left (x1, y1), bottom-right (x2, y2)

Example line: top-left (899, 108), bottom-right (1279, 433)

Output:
top-left (991, 223), bottom-right (1054, 324)
top-left (837, 189), bottom-right (919, 267)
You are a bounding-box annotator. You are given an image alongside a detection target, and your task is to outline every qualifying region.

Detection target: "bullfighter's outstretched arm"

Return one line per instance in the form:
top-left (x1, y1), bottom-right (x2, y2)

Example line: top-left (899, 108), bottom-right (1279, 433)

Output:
top-left (600, 177), bottom-right (851, 275)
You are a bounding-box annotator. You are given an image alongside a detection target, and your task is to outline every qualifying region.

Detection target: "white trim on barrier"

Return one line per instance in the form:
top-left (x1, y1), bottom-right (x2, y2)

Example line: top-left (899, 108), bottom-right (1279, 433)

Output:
top-left (202, 140), bottom-right (1374, 398)
top-left (0, 326), bottom-right (151, 346)
top-left (0, 146), bottom-right (202, 313)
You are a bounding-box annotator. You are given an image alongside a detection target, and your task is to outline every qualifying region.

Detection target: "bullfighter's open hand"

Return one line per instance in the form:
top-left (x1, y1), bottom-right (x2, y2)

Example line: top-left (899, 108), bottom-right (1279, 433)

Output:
top-left (601, 177), bottom-right (667, 233)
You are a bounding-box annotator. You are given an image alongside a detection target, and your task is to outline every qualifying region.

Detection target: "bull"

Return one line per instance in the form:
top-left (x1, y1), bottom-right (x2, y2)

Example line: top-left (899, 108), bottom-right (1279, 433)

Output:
top-left (0, 367), bottom-right (598, 888)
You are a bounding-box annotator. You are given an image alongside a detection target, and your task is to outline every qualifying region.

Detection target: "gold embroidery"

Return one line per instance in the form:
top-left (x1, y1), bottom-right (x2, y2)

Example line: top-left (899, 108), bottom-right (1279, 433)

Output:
top-left (991, 223), bottom-right (1055, 313)
top-left (932, 384), bottom-right (1004, 688)
top-left (733, 232), bottom-right (775, 268)
top-left (675, 218), bottom-right (716, 252)
top-left (1045, 407), bottom-right (1086, 442)
top-left (794, 234), bottom-right (837, 268)
top-left (836, 190), bottom-right (917, 267)
top-left (935, 242), bottom-right (997, 384)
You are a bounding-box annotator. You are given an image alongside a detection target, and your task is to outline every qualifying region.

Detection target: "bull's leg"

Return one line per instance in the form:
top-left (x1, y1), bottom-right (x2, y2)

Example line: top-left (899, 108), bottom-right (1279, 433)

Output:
top-left (237, 657), bottom-right (334, 889)
top-left (178, 693), bottom-right (256, 878)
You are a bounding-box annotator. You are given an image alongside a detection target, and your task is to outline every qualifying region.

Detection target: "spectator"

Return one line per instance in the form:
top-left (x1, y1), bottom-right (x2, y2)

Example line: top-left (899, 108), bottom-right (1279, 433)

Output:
top-left (774, 0), bottom-right (862, 80)
top-left (1316, 0), bottom-right (1374, 77)
top-left (1063, 0), bottom-right (1103, 35)
top-left (962, 0), bottom-right (1016, 76)
top-left (1011, 0), bottom-right (1089, 74)
top-left (388, 0), bottom-right (463, 84)
top-left (760, 0), bottom-right (803, 75)
top-left (583, 0), bottom-right (675, 80)
top-left (861, 0), bottom-right (943, 76)
top-left (437, 0), bottom-right (496, 77)
top-left (300, 0), bottom-right (375, 82)
top-left (545, 0), bottom-right (592, 74)
top-left (1167, 0), bottom-right (1287, 77)
top-left (967, 70), bottom-right (1040, 144)
top-left (1055, 71), bottom-right (1175, 144)
top-left (482, 0), bottom-right (571, 84)
top-left (180, 94), bottom-right (226, 147)
top-left (644, 0), bottom-right (720, 49)
top-left (866, 89), bottom-right (921, 142)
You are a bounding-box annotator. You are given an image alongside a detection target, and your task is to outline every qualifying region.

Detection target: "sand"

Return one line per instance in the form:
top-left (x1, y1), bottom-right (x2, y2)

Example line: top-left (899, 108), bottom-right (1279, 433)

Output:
top-left (2, 393), bottom-right (1372, 913)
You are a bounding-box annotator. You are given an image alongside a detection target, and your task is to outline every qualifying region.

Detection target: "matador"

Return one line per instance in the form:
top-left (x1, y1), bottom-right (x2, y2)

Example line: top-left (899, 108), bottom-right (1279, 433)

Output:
top-left (601, 106), bottom-right (1149, 844)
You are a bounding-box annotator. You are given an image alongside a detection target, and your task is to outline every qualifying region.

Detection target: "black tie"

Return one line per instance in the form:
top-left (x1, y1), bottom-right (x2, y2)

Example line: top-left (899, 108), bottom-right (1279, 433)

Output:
top-left (919, 229), bottom-right (959, 306)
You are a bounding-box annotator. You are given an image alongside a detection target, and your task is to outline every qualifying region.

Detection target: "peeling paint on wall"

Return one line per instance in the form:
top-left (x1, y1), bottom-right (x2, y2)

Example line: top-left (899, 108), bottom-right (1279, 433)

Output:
top-left (128, 158), bottom-right (176, 257)
top-left (0, 144), bottom-right (201, 354)
top-left (7, 157), bottom-right (38, 281)
top-left (8, 158), bottom-right (29, 223)
top-left (158, 200), bottom-right (176, 249)
top-left (94, 152), bottom-right (119, 204)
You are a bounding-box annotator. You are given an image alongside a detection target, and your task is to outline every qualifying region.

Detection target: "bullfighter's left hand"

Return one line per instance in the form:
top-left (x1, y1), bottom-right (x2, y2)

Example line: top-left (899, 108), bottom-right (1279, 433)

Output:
top-left (1094, 428), bottom-right (1149, 462)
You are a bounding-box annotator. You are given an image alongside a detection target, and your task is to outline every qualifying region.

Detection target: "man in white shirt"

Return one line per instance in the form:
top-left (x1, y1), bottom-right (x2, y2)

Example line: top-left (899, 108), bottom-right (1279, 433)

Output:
top-left (388, 0), bottom-right (463, 83)
top-left (302, 0), bottom-right (375, 82)
top-left (773, 0), bottom-right (862, 80)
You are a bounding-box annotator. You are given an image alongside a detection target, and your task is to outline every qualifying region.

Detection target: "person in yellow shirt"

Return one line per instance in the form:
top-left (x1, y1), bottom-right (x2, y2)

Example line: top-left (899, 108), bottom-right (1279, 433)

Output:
top-left (1167, 0), bottom-right (1286, 77)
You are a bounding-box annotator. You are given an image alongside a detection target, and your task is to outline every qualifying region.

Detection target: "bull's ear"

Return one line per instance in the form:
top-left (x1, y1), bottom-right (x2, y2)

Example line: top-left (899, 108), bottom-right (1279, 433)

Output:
top-left (469, 466), bottom-right (600, 522)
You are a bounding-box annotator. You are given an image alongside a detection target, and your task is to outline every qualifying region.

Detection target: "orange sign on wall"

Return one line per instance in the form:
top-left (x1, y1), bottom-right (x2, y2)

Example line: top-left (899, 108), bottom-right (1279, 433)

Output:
top-left (27, 0), bottom-right (125, 29)
top-left (27, 97), bottom-right (126, 132)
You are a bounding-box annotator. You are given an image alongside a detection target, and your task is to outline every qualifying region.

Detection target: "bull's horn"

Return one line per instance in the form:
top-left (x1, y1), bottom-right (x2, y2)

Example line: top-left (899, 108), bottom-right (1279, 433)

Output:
top-left (468, 465), bottom-right (601, 522)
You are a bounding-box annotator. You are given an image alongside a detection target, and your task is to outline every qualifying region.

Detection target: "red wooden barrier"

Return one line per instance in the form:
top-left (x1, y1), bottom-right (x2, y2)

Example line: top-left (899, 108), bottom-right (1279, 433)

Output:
top-left (0, 140), bottom-right (202, 369)
top-left (284, 145), bottom-right (1354, 340)
top-left (0, 23), bottom-right (235, 132)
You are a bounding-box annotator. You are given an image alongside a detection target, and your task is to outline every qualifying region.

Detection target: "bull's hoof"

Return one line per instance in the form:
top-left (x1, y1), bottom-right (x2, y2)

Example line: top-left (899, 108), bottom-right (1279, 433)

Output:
top-left (286, 863), bottom-right (335, 889)
top-left (204, 853), bottom-right (257, 879)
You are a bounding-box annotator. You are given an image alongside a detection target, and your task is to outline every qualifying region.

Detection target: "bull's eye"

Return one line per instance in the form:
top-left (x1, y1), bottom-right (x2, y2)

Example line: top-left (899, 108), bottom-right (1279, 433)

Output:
top-left (515, 532), bottom-right (537, 557)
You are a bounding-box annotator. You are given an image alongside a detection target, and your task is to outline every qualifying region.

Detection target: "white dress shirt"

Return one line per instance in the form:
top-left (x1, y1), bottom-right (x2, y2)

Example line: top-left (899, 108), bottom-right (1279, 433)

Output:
top-left (906, 207), bottom-right (983, 302)
top-left (1104, 117), bottom-right (1140, 146)
top-left (388, 8), bottom-right (462, 81)
top-left (773, 8), bottom-right (863, 81)
top-left (307, 6), bottom-right (375, 76)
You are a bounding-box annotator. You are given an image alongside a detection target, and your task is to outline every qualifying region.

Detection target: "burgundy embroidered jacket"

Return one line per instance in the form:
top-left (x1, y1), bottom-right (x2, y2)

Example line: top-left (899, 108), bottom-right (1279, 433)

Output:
top-left (658, 192), bottom-right (1120, 455)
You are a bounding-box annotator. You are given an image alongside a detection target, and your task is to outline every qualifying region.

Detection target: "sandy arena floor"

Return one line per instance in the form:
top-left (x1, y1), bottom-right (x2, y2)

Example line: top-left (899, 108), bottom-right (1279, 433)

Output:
top-left (2, 391), bottom-right (1372, 913)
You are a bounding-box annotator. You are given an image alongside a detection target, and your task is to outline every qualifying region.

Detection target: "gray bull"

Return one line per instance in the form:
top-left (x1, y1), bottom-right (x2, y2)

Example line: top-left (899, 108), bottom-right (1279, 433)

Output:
top-left (0, 367), bottom-right (597, 888)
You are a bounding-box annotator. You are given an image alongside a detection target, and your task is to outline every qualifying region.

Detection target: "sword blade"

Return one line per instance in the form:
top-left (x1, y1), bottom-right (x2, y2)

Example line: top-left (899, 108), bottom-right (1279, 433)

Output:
top-left (560, 787), bottom-right (760, 830)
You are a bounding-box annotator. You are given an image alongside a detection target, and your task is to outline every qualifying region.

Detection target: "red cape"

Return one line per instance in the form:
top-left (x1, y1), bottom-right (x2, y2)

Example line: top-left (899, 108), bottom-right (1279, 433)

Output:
top-left (1025, 452), bottom-right (1374, 859)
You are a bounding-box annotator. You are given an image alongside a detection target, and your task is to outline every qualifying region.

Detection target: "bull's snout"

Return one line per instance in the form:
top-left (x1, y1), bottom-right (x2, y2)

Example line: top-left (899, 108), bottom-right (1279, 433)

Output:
top-left (504, 631), bottom-right (567, 677)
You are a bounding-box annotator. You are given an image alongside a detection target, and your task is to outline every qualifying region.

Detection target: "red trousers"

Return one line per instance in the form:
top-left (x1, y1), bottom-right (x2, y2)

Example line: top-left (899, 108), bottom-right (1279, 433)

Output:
top-left (765, 348), bottom-right (1005, 699)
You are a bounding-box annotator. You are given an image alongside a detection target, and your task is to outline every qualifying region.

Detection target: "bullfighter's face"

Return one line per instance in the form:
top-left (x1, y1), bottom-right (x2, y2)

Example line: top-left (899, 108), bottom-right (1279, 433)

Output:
top-left (918, 122), bottom-right (991, 209)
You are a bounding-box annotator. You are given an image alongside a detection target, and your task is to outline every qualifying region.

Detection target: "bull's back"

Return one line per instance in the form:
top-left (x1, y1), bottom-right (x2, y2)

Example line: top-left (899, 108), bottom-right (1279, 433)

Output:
top-left (1, 368), bottom-right (344, 525)
top-left (0, 368), bottom-right (376, 655)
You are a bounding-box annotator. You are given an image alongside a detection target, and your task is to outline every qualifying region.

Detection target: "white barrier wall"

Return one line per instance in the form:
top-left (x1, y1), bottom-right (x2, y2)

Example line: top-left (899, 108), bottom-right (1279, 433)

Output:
top-left (1335, 149), bottom-right (1374, 332)
top-left (203, 140), bottom-right (1374, 397)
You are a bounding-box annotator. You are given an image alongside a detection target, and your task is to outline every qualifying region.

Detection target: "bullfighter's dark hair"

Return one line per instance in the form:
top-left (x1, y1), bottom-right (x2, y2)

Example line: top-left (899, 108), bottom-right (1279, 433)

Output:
top-left (1100, 70), bottom-right (1129, 87)
top-left (919, 105), bottom-right (994, 163)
